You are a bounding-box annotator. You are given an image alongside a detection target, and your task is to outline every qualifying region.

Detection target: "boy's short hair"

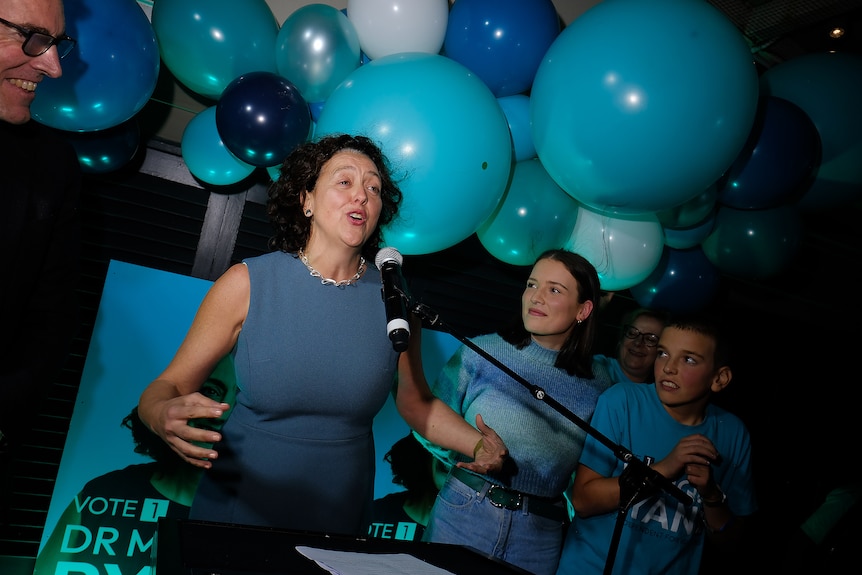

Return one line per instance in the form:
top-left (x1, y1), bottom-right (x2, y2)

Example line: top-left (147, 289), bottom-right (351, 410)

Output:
top-left (665, 314), bottom-right (732, 368)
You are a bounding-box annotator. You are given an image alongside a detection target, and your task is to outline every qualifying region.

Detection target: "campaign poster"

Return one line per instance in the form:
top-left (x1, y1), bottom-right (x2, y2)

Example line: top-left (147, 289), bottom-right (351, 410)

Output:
top-left (34, 260), bottom-right (459, 575)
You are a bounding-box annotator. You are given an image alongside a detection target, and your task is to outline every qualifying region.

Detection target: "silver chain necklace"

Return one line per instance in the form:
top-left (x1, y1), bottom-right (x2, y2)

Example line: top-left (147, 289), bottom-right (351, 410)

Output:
top-left (298, 248), bottom-right (366, 287)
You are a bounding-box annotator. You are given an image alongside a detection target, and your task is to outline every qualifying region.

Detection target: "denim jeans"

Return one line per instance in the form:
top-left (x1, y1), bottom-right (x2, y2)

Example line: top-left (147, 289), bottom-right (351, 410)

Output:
top-left (423, 472), bottom-right (566, 575)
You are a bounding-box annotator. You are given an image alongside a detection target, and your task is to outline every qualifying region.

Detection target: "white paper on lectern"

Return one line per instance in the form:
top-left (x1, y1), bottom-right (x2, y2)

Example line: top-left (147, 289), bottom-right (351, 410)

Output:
top-left (295, 546), bottom-right (456, 575)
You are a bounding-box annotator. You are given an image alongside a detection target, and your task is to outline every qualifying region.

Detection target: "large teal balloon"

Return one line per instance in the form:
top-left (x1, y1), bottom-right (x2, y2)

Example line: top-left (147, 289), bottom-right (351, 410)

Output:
top-left (315, 53), bottom-right (512, 255)
top-left (760, 53), bottom-right (862, 211)
top-left (478, 158), bottom-right (579, 266)
top-left (531, 0), bottom-right (759, 214)
top-left (701, 204), bottom-right (801, 280)
top-left (276, 5), bottom-right (361, 104)
top-left (32, 0), bottom-right (160, 131)
top-left (152, 0), bottom-right (278, 100)
top-left (181, 107), bottom-right (256, 186)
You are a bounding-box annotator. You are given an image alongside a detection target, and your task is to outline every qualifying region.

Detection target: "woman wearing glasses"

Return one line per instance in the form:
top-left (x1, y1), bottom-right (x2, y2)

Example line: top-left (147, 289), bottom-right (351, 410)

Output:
top-left (595, 308), bottom-right (669, 384)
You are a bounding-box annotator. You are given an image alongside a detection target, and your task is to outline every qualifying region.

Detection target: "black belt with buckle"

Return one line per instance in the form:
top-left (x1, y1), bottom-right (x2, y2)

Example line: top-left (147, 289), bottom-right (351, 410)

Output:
top-left (451, 467), bottom-right (568, 523)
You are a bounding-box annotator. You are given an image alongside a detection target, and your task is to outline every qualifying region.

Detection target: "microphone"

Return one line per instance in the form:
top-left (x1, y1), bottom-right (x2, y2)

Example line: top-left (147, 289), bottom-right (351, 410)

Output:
top-left (375, 247), bottom-right (411, 352)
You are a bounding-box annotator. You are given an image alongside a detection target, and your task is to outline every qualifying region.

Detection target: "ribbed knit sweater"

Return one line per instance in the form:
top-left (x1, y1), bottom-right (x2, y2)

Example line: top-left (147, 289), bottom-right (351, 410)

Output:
top-left (417, 334), bottom-right (614, 498)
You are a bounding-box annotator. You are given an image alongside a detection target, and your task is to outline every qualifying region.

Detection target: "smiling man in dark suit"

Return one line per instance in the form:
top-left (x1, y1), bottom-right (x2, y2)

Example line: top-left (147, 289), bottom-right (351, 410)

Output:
top-left (0, 0), bottom-right (81, 521)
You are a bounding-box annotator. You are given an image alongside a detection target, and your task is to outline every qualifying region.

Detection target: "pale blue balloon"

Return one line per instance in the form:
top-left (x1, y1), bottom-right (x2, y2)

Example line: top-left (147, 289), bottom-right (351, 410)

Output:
top-left (276, 4), bottom-right (361, 103)
top-left (564, 205), bottom-right (664, 291)
top-left (32, 0), bottom-right (160, 131)
top-left (181, 107), bottom-right (256, 186)
top-left (531, 0), bottom-right (759, 214)
top-left (315, 53), bottom-right (512, 255)
top-left (152, 0), bottom-right (278, 100)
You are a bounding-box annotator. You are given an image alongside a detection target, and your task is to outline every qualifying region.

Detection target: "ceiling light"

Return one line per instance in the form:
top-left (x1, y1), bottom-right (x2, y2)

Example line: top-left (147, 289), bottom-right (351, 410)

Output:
top-left (829, 27), bottom-right (845, 39)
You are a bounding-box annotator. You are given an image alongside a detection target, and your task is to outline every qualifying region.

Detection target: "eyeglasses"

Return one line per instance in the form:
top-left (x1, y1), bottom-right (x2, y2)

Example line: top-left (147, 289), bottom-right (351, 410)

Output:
top-left (623, 325), bottom-right (660, 347)
top-left (0, 16), bottom-right (76, 59)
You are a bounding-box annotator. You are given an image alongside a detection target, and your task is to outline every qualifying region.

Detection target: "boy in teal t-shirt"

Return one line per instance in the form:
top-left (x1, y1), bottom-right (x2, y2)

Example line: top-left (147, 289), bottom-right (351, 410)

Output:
top-left (557, 315), bottom-right (757, 575)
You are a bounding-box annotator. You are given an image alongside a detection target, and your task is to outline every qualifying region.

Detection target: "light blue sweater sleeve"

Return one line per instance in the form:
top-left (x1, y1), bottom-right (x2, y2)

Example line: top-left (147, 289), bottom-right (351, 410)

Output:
top-left (415, 334), bottom-right (614, 498)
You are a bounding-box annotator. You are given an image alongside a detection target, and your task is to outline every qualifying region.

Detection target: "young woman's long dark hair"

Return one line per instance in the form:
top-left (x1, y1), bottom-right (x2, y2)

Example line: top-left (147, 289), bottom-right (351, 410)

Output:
top-left (499, 249), bottom-right (601, 378)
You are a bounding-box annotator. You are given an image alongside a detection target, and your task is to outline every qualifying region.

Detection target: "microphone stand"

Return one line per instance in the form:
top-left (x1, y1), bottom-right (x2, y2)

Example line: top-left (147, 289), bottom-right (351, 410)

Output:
top-left (410, 301), bottom-right (692, 575)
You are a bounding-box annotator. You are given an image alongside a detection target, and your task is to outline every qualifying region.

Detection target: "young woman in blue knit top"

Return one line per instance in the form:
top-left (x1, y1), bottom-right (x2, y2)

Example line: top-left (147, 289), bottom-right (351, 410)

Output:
top-left (413, 249), bottom-right (614, 575)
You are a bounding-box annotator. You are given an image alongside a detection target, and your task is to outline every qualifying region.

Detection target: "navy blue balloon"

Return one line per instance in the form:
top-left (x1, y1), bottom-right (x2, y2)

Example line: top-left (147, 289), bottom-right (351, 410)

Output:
top-left (444, 0), bottom-right (560, 97)
top-left (701, 203), bottom-right (801, 279)
top-left (719, 97), bottom-right (821, 209)
top-left (629, 247), bottom-right (720, 314)
top-left (760, 53), bottom-right (862, 211)
top-left (56, 120), bottom-right (141, 174)
top-left (216, 72), bottom-right (311, 167)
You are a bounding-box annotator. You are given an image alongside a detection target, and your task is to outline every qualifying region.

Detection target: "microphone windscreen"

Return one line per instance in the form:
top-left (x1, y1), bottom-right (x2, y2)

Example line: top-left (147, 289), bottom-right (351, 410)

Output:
top-left (375, 247), bottom-right (403, 269)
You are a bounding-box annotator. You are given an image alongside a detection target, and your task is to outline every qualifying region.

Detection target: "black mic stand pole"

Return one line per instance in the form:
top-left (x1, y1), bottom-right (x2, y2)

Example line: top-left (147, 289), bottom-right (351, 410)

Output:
top-left (410, 302), bottom-right (692, 575)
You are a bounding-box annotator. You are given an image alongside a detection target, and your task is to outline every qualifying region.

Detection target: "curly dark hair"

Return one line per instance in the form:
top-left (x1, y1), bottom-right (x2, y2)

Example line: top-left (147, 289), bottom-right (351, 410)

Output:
top-left (499, 249), bottom-right (602, 378)
top-left (266, 134), bottom-right (404, 261)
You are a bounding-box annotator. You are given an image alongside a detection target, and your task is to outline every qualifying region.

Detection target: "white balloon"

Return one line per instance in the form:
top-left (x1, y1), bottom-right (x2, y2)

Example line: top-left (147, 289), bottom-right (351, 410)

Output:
top-left (565, 205), bottom-right (664, 291)
top-left (346, 0), bottom-right (449, 60)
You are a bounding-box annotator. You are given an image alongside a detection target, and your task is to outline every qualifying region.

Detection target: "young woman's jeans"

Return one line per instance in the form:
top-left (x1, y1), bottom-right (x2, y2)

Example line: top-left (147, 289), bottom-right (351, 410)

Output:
top-left (423, 472), bottom-right (566, 575)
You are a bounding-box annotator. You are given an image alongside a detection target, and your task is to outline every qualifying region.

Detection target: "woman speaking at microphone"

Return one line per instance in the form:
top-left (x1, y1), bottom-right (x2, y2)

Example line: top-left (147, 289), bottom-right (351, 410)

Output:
top-left (137, 134), bottom-right (507, 537)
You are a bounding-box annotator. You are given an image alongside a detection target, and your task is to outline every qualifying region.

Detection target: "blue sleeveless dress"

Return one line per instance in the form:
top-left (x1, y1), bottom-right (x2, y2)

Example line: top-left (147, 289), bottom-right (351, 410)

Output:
top-left (190, 251), bottom-right (400, 535)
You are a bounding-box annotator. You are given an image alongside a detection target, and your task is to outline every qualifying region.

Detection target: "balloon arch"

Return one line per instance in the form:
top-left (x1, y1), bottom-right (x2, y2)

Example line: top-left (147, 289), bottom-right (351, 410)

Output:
top-left (34, 0), bottom-right (862, 313)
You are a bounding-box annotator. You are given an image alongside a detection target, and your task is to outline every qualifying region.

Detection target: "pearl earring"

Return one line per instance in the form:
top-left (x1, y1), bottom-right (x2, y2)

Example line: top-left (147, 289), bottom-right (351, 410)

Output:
top-left (305, 209), bottom-right (312, 217)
